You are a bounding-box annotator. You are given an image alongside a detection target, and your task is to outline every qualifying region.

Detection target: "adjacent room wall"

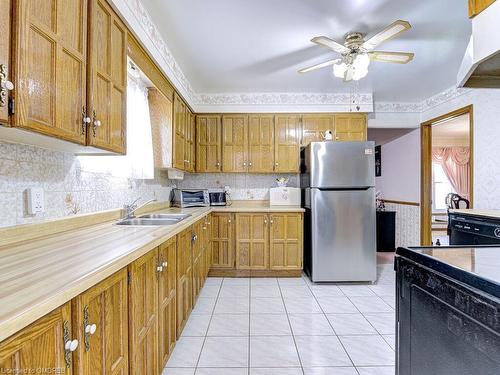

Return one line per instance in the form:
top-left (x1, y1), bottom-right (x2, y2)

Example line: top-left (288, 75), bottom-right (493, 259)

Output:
top-left (375, 129), bottom-right (420, 203)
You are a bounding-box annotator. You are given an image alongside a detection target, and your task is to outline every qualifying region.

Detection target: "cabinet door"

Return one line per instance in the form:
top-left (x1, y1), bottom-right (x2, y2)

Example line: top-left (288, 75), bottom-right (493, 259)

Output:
top-left (302, 114), bottom-right (335, 146)
top-left (274, 115), bottom-right (300, 173)
top-left (210, 213), bottom-right (235, 269)
top-left (269, 213), bottom-right (303, 270)
top-left (158, 237), bottom-right (177, 370)
top-left (14, 0), bottom-right (87, 144)
top-left (128, 248), bottom-right (159, 374)
top-left (196, 115), bottom-right (222, 172)
top-left (0, 0), bottom-right (12, 125)
top-left (222, 115), bottom-right (248, 172)
top-left (148, 88), bottom-right (173, 169)
top-left (72, 269), bottom-right (128, 375)
top-left (176, 228), bottom-right (193, 336)
top-left (87, 0), bottom-right (127, 154)
top-left (334, 114), bottom-right (367, 141)
top-left (0, 302), bottom-right (74, 374)
top-left (248, 115), bottom-right (275, 173)
top-left (236, 214), bottom-right (269, 270)
top-left (184, 109), bottom-right (195, 172)
top-left (173, 93), bottom-right (186, 170)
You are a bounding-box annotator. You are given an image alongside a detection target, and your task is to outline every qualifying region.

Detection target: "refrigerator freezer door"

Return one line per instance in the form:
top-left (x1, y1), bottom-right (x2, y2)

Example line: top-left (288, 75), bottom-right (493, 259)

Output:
top-left (307, 142), bottom-right (375, 188)
top-left (310, 187), bottom-right (376, 282)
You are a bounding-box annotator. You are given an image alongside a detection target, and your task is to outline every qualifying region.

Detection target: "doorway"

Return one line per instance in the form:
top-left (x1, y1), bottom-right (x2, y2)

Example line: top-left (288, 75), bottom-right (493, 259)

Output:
top-left (420, 105), bottom-right (473, 246)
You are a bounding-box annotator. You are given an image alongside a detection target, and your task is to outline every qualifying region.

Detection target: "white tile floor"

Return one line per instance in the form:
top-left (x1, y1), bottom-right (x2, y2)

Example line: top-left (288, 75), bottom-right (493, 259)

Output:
top-left (163, 264), bottom-right (396, 375)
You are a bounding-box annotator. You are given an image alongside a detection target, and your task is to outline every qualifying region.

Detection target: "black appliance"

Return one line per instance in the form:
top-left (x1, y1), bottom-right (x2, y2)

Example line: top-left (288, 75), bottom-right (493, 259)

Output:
top-left (376, 211), bottom-right (396, 251)
top-left (449, 213), bottom-right (500, 245)
top-left (208, 189), bottom-right (227, 206)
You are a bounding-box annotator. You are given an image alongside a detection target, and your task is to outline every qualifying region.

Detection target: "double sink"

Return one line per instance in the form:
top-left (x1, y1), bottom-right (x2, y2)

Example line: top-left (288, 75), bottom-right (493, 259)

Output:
top-left (116, 213), bottom-right (192, 226)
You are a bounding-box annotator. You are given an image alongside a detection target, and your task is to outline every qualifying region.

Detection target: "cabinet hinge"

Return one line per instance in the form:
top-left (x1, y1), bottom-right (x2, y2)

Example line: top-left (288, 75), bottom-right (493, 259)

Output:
top-left (8, 97), bottom-right (14, 115)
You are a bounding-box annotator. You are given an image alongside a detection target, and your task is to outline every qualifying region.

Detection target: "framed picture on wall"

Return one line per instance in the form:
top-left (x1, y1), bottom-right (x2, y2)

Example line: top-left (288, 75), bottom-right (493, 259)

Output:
top-left (375, 145), bottom-right (381, 177)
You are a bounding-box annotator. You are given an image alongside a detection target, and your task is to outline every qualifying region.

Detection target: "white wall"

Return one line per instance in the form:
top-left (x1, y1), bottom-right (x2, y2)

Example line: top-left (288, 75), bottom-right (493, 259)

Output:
top-left (376, 129), bottom-right (421, 203)
top-left (421, 89), bottom-right (500, 209)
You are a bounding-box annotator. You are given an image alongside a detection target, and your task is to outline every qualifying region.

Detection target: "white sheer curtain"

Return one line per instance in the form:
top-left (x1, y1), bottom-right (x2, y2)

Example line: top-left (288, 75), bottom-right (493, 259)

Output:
top-left (78, 74), bottom-right (154, 179)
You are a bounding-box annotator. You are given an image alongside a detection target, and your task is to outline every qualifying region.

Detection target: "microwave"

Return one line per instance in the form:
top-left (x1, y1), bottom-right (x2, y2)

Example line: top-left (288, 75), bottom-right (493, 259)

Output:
top-left (172, 189), bottom-right (210, 208)
top-left (208, 189), bottom-right (227, 206)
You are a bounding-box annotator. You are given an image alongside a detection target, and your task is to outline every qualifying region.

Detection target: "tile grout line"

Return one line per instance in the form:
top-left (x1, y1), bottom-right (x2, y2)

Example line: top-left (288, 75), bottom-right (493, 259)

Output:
top-left (193, 277), bottom-right (224, 373)
top-left (277, 278), bottom-right (306, 375)
top-left (302, 275), bottom-right (360, 374)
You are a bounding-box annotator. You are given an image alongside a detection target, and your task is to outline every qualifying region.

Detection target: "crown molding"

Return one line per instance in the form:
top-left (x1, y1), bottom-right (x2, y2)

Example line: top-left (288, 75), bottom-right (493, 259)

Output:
top-left (194, 92), bottom-right (374, 113)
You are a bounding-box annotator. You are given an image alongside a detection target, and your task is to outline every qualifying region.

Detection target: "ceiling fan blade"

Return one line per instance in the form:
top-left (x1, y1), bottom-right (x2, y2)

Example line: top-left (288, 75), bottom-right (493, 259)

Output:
top-left (362, 20), bottom-right (411, 50)
top-left (298, 59), bottom-right (341, 73)
top-left (369, 51), bottom-right (414, 64)
top-left (311, 36), bottom-right (350, 54)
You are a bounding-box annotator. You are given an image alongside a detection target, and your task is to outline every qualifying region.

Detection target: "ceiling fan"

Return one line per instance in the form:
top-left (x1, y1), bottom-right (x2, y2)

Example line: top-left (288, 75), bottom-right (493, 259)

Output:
top-left (299, 20), bottom-right (414, 81)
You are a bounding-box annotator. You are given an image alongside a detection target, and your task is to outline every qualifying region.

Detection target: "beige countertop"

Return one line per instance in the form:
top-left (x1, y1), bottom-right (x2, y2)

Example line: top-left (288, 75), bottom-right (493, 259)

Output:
top-left (0, 201), bottom-right (303, 342)
top-left (450, 209), bottom-right (500, 219)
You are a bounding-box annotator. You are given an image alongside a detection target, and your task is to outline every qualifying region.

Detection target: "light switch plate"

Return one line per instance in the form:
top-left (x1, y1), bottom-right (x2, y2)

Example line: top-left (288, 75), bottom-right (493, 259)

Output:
top-left (26, 188), bottom-right (44, 215)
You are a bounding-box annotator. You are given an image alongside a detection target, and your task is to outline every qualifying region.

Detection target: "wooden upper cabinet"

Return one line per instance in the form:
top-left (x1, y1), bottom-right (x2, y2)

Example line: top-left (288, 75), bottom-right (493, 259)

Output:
top-left (211, 213), bottom-right (234, 269)
top-left (173, 93), bottom-right (186, 170)
top-left (128, 248), bottom-right (159, 374)
top-left (274, 115), bottom-right (300, 173)
top-left (334, 114), bottom-right (367, 141)
top-left (248, 115), bottom-right (275, 173)
top-left (196, 115), bottom-right (222, 172)
top-left (185, 110), bottom-right (195, 172)
top-left (469, 0), bottom-right (496, 17)
top-left (235, 213), bottom-right (269, 270)
top-left (158, 237), bottom-right (177, 371)
top-left (0, 0), bottom-right (12, 125)
top-left (87, 0), bottom-right (127, 154)
top-left (0, 302), bottom-right (74, 374)
top-left (72, 268), bottom-right (128, 375)
top-left (222, 115), bottom-right (248, 172)
top-left (302, 114), bottom-right (335, 146)
top-left (269, 213), bottom-right (303, 270)
top-left (13, 0), bottom-right (88, 144)
top-left (148, 88), bottom-right (173, 169)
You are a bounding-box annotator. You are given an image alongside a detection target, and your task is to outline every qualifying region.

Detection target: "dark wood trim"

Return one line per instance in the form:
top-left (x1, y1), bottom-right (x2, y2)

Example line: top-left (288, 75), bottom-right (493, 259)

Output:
top-left (420, 104), bottom-right (474, 246)
top-left (382, 199), bottom-right (420, 207)
top-left (208, 268), bottom-right (302, 278)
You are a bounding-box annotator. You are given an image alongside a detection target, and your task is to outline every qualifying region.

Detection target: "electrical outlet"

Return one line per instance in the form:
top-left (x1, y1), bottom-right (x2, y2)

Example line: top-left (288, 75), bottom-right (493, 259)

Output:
top-left (27, 188), bottom-right (44, 215)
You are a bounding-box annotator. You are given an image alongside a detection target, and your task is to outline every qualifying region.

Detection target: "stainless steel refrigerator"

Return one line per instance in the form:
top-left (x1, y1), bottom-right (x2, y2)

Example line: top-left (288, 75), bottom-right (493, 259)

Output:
top-left (301, 141), bottom-right (376, 282)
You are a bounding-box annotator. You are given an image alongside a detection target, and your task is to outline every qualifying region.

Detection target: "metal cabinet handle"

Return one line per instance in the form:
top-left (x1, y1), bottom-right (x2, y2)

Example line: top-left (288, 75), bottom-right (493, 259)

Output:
top-left (243, 162), bottom-right (247, 167)
top-left (162, 261), bottom-right (168, 267)
top-left (248, 161), bottom-right (252, 167)
top-left (275, 162), bottom-right (279, 166)
top-left (156, 265), bottom-right (163, 272)
top-left (264, 219), bottom-right (268, 225)
top-left (91, 110), bottom-right (101, 137)
top-left (85, 324), bottom-right (97, 335)
top-left (83, 306), bottom-right (97, 352)
top-left (63, 321), bottom-right (77, 368)
top-left (0, 64), bottom-right (13, 107)
top-left (81, 107), bottom-right (91, 135)
top-left (216, 162), bottom-right (220, 167)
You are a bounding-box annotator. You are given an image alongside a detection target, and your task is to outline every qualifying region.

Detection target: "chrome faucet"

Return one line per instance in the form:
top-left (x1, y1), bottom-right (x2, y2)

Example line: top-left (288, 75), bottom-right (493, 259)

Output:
top-left (123, 197), bottom-right (157, 219)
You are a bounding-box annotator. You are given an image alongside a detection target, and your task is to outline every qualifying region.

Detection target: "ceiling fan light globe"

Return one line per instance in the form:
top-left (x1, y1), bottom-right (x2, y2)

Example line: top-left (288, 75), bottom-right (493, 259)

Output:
top-left (353, 53), bottom-right (370, 70)
top-left (333, 62), bottom-right (348, 78)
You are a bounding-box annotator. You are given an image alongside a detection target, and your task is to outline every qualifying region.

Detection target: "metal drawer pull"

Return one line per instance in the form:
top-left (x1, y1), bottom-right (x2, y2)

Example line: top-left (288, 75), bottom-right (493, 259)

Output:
top-left (162, 261), bottom-right (168, 267)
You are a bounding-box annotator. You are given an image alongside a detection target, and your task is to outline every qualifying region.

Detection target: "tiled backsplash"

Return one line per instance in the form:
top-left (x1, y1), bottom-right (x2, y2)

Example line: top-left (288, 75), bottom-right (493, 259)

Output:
top-left (0, 141), bottom-right (174, 228)
top-left (0, 141), bottom-right (298, 228)
top-left (177, 173), bottom-right (299, 200)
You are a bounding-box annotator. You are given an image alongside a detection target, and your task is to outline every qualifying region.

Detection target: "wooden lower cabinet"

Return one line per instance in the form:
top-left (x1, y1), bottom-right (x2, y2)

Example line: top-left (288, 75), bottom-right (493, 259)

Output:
top-left (270, 214), bottom-right (303, 270)
top-left (176, 227), bottom-right (193, 336)
top-left (210, 213), bottom-right (235, 269)
top-left (0, 302), bottom-right (75, 374)
top-left (236, 213), bottom-right (269, 270)
top-left (72, 268), bottom-right (128, 375)
top-left (128, 249), bottom-right (159, 374)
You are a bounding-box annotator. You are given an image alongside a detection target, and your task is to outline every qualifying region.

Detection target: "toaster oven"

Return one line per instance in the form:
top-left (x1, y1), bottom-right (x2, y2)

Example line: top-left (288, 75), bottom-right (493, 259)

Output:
top-left (172, 189), bottom-right (210, 208)
top-left (208, 189), bottom-right (227, 206)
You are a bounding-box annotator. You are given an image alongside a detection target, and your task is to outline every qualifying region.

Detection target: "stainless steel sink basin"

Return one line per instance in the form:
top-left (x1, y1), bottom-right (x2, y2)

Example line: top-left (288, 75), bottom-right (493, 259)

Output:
top-left (139, 213), bottom-right (191, 220)
top-left (116, 213), bottom-right (191, 226)
top-left (116, 218), bottom-right (179, 226)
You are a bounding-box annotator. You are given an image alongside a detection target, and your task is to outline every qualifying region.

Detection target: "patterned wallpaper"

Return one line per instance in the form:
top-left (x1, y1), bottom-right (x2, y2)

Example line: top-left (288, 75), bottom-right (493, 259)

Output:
top-left (383, 202), bottom-right (421, 248)
top-left (0, 141), bottom-right (174, 228)
top-left (0, 141), bottom-right (298, 228)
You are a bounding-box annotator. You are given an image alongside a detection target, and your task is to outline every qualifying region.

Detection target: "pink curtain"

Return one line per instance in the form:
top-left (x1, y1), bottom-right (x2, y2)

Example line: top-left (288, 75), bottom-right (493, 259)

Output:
top-left (432, 147), bottom-right (471, 199)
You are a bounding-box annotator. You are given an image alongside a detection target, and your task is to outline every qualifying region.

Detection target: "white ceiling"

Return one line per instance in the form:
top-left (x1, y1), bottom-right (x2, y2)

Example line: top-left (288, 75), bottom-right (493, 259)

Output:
top-left (139, 0), bottom-right (471, 102)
